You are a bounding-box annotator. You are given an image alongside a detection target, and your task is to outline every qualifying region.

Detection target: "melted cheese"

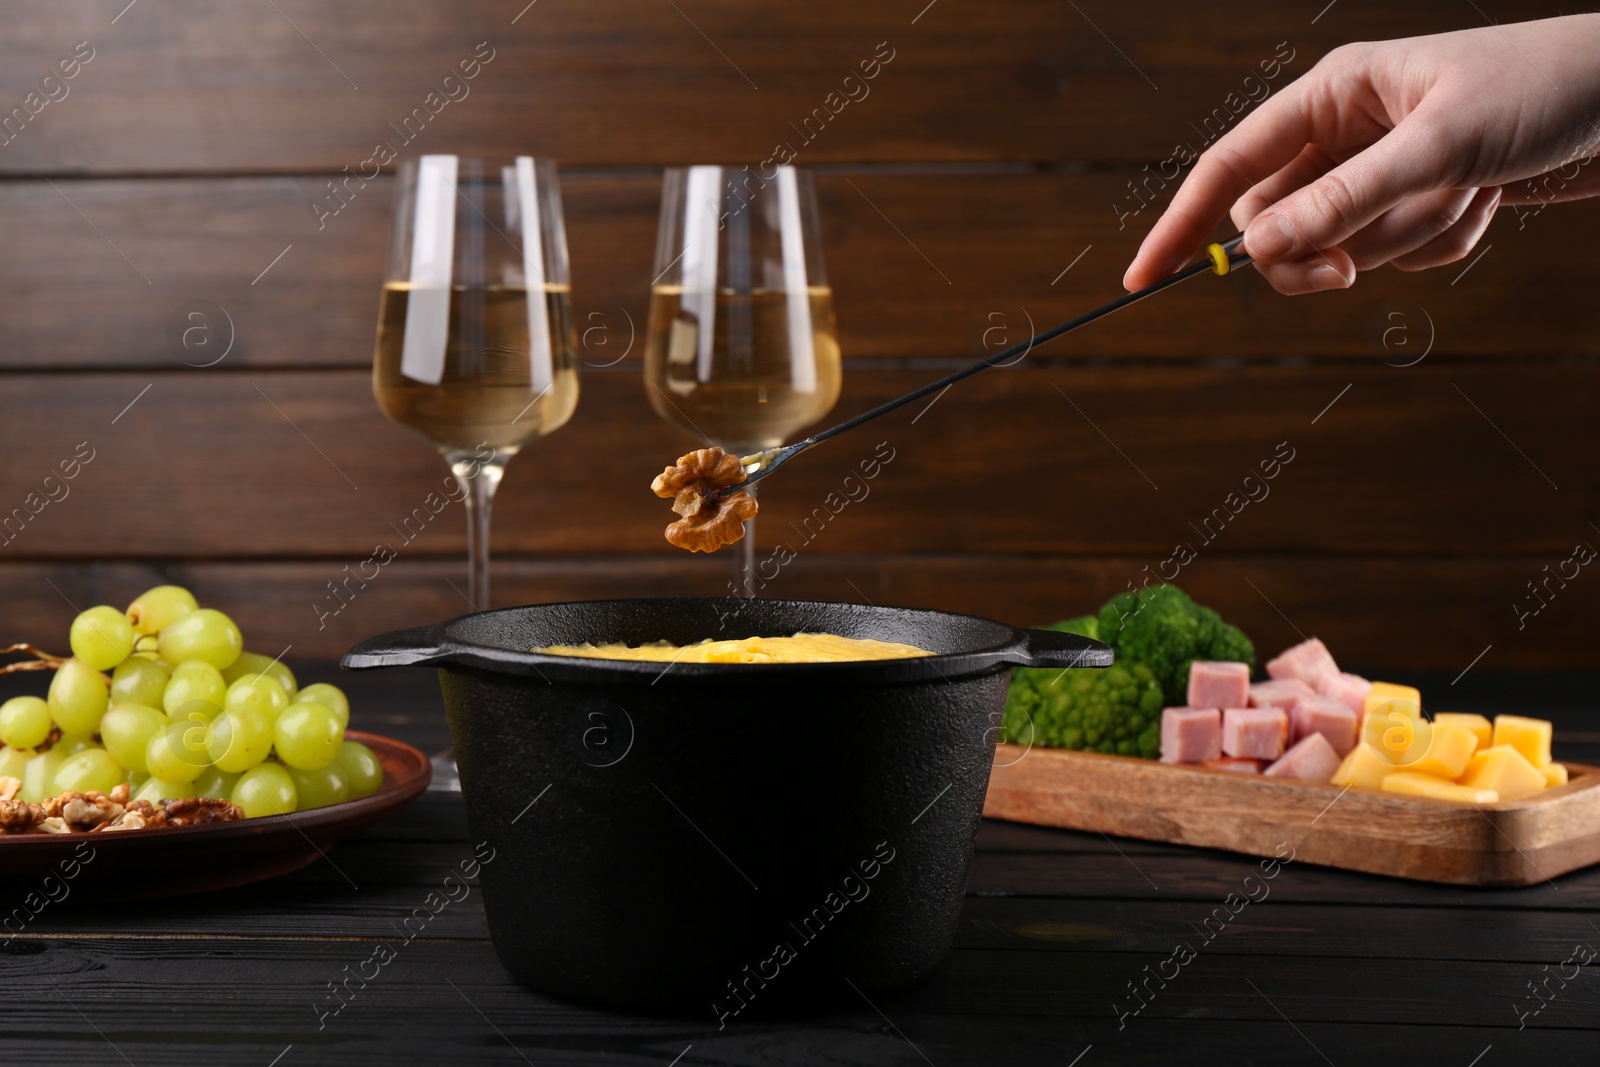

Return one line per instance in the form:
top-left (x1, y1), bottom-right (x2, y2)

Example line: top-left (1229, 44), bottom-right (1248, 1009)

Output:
top-left (534, 633), bottom-right (933, 664)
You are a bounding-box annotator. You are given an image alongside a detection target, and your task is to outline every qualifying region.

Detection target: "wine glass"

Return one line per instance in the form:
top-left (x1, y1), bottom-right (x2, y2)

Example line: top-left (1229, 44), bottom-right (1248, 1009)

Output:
top-left (374, 154), bottom-right (579, 613)
top-left (644, 165), bottom-right (841, 596)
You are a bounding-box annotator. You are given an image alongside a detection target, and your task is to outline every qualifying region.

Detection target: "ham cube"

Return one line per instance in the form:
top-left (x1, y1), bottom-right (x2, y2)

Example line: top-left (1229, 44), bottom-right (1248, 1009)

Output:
top-left (1187, 661), bottom-right (1250, 710)
top-left (1202, 757), bottom-right (1264, 774)
top-left (1289, 694), bottom-right (1359, 756)
top-left (1249, 678), bottom-right (1315, 710)
top-left (1160, 707), bottom-right (1222, 764)
top-left (1263, 732), bottom-right (1342, 783)
top-left (1265, 638), bottom-right (1339, 688)
top-left (1317, 671), bottom-right (1373, 716)
top-left (1222, 706), bottom-right (1288, 761)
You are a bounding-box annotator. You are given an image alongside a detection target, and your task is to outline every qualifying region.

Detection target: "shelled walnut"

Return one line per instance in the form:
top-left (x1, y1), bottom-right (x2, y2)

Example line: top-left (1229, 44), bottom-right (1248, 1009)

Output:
top-left (650, 447), bottom-right (760, 552)
top-left (163, 797), bottom-right (245, 827)
top-left (0, 779), bottom-right (243, 835)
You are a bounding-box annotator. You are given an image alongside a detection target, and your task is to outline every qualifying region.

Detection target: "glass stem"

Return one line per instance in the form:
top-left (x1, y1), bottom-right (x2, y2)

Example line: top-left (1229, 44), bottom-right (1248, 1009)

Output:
top-left (733, 484), bottom-right (758, 598)
top-left (446, 448), bottom-right (510, 612)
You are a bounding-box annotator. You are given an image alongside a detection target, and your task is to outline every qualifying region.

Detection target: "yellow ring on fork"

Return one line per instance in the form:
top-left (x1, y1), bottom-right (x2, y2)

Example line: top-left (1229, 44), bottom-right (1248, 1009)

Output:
top-left (1206, 242), bottom-right (1231, 275)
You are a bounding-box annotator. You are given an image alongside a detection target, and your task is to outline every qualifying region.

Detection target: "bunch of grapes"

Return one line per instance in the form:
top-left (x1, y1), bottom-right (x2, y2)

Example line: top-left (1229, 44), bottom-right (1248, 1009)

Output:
top-left (0, 585), bottom-right (383, 818)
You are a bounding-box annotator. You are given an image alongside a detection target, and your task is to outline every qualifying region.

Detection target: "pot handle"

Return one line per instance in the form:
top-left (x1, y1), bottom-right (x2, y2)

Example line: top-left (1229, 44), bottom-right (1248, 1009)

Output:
top-left (341, 624), bottom-right (446, 670)
top-left (1012, 628), bottom-right (1114, 670)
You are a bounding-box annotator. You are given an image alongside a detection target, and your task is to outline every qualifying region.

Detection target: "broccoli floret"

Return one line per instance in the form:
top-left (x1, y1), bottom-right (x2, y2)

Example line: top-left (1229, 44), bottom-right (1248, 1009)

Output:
top-left (1097, 584), bottom-right (1255, 706)
top-left (1001, 658), bottom-right (1164, 759)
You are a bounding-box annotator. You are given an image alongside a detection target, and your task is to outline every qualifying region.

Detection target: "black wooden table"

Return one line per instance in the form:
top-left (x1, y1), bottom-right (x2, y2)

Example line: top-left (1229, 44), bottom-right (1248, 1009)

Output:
top-left (4, 666), bottom-right (1597, 1065)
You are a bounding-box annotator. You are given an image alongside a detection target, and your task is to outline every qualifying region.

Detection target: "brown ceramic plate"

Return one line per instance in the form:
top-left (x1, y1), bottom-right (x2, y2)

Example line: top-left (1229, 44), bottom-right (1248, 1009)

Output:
top-left (0, 731), bottom-right (430, 899)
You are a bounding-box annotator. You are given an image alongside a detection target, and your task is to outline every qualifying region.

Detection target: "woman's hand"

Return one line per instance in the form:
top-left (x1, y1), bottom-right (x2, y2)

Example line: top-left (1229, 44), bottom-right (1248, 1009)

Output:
top-left (1124, 16), bottom-right (1600, 295)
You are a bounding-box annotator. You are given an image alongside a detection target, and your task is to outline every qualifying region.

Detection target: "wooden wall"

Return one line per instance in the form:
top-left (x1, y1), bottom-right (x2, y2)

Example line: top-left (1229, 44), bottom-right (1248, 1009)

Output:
top-left (1, 0), bottom-right (1595, 673)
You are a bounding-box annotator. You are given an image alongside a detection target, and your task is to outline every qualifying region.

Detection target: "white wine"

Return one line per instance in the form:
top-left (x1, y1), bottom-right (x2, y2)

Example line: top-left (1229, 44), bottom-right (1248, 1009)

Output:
top-left (374, 282), bottom-right (579, 452)
top-left (644, 285), bottom-right (841, 452)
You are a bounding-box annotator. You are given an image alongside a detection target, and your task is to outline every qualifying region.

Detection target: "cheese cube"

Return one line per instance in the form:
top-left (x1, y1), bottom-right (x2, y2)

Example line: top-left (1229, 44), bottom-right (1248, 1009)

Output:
top-left (1542, 763), bottom-right (1568, 788)
top-left (1362, 682), bottom-right (1422, 723)
top-left (1459, 744), bottom-right (1546, 802)
top-left (1381, 771), bottom-right (1500, 805)
top-left (1432, 713), bottom-right (1492, 751)
top-left (1332, 747), bottom-right (1357, 785)
top-left (1409, 720), bottom-right (1479, 780)
top-left (1362, 700), bottom-right (1429, 766)
top-left (1492, 715), bottom-right (1552, 769)
top-left (1332, 742), bottom-right (1398, 790)
top-left (1456, 750), bottom-right (1489, 784)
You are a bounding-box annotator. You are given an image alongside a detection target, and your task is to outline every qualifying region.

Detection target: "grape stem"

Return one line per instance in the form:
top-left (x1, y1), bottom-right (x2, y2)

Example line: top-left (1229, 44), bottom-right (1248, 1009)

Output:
top-left (0, 641), bottom-right (68, 665)
top-left (0, 642), bottom-right (113, 685)
top-left (0, 660), bottom-right (59, 675)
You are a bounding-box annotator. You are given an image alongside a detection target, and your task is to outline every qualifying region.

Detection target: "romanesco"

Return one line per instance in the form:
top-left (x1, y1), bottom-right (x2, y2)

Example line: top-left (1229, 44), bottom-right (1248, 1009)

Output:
top-left (1000, 653), bottom-right (1163, 759)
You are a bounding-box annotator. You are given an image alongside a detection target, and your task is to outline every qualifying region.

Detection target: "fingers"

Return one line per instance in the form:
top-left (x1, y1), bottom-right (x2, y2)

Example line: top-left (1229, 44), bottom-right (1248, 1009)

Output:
top-left (1497, 161), bottom-right (1600, 205)
top-left (1391, 186), bottom-right (1501, 270)
top-left (1245, 186), bottom-right (1498, 294)
top-left (1124, 47), bottom-right (1467, 293)
top-left (1227, 146), bottom-right (1352, 294)
top-left (1123, 85), bottom-right (1327, 290)
top-left (1241, 101), bottom-right (1460, 265)
top-left (1230, 145), bottom-right (1340, 232)
top-left (1247, 245), bottom-right (1358, 295)
top-left (1338, 187), bottom-right (1479, 270)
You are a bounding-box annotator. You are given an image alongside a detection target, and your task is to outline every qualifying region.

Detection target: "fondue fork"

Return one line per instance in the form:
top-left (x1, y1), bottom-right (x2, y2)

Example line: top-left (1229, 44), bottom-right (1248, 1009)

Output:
top-left (726, 235), bottom-right (1252, 493)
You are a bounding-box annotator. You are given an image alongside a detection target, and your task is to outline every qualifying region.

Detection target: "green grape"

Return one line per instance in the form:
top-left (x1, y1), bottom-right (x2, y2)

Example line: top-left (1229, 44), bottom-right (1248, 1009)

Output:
top-left (163, 660), bottom-right (227, 721)
top-left (69, 605), bottom-right (138, 671)
top-left (167, 701), bottom-right (225, 733)
top-left (57, 734), bottom-right (97, 755)
top-left (225, 673), bottom-right (290, 725)
top-left (205, 707), bottom-right (272, 773)
top-left (157, 608), bottom-right (242, 670)
top-left (222, 652), bottom-right (297, 699)
top-left (145, 721), bottom-right (210, 784)
top-left (52, 748), bottom-right (125, 795)
top-left (20, 749), bottom-right (66, 801)
top-left (133, 776), bottom-right (197, 804)
top-left (100, 702), bottom-right (167, 774)
top-left (0, 695), bottom-right (52, 749)
top-left (232, 761), bottom-right (297, 818)
top-left (0, 745), bottom-right (35, 779)
top-left (48, 658), bottom-right (110, 736)
top-left (295, 683), bottom-right (349, 729)
top-left (192, 765), bottom-right (239, 800)
top-left (332, 740), bottom-right (383, 798)
top-left (111, 657), bottom-right (170, 708)
top-left (272, 702), bottom-right (343, 770)
top-left (126, 584), bottom-right (198, 636)
top-left (288, 763), bottom-right (349, 810)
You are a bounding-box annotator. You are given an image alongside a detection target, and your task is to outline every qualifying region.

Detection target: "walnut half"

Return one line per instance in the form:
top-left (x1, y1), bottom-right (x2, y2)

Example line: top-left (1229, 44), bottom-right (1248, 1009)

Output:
top-left (0, 797), bottom-right (43, 833)
top-left (650, 447), bottom-right (760, 552)
top-left (43, 790), bottom-right (125, 831)
top-left (163, 796), bottom-right (245, 827)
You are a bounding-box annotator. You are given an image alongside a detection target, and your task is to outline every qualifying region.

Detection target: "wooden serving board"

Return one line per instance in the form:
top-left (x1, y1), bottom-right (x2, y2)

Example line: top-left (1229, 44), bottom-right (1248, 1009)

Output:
top-left (983, 744), bottom-right (1600, 887)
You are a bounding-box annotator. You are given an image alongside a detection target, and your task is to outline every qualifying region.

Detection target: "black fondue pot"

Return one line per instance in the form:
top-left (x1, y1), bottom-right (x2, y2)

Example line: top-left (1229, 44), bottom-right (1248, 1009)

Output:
top-left (343, 597), bottom-right (1109, 1017)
